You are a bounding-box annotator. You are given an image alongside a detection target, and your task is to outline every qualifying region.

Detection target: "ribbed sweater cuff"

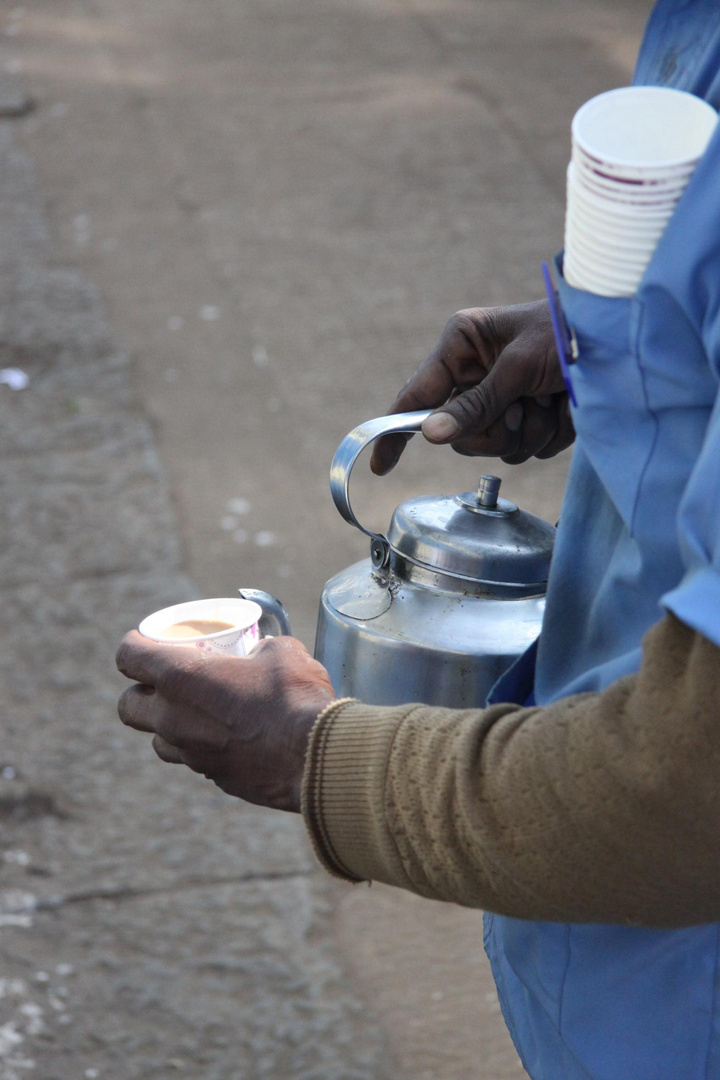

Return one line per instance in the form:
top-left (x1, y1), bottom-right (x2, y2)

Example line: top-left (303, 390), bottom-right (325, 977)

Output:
top-left (300, 699), bottom-right (416, 888)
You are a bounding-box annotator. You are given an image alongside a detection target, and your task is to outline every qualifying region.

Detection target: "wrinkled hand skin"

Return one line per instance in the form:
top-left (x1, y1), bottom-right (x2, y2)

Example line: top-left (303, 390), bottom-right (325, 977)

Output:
top-left (116, 632), bottom-right (335, 813)
top-left (370, 300), bottom-right (574, 474)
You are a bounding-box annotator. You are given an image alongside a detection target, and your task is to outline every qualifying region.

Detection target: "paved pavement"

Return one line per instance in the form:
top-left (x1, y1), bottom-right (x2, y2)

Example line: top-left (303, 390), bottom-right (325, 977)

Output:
top-left (0, 1), bottom-right (650, 1077)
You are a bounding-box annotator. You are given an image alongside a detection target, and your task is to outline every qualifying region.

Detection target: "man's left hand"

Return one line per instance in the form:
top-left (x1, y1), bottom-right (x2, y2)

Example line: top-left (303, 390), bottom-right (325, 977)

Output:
top-left (116, 632), bottom-right (335, 813)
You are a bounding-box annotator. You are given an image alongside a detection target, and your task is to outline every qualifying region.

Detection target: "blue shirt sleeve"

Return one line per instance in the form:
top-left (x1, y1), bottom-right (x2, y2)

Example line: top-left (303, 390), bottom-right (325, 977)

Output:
top-left (649, 124), bottom-right (720, 644)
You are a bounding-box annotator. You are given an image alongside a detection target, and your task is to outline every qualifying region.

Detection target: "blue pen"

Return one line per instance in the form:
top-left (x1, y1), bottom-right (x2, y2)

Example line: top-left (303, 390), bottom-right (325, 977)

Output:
top-left (542, 261), bottom-right (578, 407)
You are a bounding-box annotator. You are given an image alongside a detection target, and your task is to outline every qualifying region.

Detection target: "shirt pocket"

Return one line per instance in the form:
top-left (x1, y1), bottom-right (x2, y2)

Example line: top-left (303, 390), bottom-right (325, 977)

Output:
top-left (557, 254), bottom-right (716, 557)
top-left (556, 256), bottom-right (656, 538)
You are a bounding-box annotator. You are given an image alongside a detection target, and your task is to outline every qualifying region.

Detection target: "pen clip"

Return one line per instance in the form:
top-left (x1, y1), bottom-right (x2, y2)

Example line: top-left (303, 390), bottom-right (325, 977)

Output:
top-left (542, 261), bottom-right (578, 407)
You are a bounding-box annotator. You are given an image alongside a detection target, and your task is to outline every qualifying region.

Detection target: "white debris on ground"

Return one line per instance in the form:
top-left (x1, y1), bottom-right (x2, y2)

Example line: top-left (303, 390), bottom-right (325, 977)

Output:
top-left (220, 497), bottom-right (256, 543)
top-left (254, 531), bottom-right (276, 548)
top-left (0, 962), bottom-right (83, 1079)
top-left (252, 344), bottom-right (269, 367)
top-left (0, 893), bottom-right (35, 931)
top-left (1, 854), bottom-right (29, 869)
top-left (73, 214), bottom-right (90, 247)
top-left (0, 976), bottom-right (43, 1078)
top-left (0, 370), bottom-right (28, 391)
top-left (227, 497), bottom-right (251, 516)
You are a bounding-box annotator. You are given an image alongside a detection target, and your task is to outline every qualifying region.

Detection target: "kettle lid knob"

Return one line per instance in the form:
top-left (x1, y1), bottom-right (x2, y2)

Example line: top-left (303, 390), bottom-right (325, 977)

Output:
top-left (477, 475), bottom-right (501, 508)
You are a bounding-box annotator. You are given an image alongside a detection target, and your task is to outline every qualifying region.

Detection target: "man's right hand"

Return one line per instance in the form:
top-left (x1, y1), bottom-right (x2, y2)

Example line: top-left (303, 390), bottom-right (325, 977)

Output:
top-left (370, 300), bottom-right (574, 474)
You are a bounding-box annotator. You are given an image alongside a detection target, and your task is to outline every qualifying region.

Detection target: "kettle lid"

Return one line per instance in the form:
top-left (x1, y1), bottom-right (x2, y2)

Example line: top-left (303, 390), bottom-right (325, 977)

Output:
top-left (387, 475), bottom-right (555, 591)
top-left (329, 412), bottom-right (555, 594)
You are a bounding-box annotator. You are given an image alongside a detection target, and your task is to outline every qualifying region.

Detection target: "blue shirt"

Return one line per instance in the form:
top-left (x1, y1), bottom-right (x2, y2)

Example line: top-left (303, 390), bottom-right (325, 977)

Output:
top-left (484, 3), bottom-right (720, 1077)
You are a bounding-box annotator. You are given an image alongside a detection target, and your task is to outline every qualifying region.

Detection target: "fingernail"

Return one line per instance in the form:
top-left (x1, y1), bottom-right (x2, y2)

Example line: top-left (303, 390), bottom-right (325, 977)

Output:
top-left (422, 413), bottom-right (460, 442)
top-left (505, 403), bottom-right (524, 431)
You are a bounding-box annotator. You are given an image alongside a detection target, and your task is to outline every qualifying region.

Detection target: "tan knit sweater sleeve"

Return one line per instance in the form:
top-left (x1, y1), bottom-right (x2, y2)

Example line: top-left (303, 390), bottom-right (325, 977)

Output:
top-left (301, 612), bottom-right (720, 928)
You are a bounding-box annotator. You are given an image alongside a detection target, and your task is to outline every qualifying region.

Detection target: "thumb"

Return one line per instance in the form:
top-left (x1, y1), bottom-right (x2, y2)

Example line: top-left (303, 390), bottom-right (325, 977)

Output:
top-left (421, 352), bottom-right (523, 444)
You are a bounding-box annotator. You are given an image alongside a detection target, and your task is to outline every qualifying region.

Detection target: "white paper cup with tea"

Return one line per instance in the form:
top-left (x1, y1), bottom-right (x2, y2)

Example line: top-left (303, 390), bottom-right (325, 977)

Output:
top-left (139, 597), bottom-right (264, 656)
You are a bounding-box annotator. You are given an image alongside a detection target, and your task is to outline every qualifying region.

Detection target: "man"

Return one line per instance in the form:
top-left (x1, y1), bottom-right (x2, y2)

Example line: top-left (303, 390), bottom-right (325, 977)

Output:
top-left (117, 2), bottom-right (720, 1076)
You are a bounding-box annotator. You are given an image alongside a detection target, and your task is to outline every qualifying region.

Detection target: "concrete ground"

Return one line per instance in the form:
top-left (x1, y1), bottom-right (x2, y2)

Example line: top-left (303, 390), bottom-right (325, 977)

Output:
top-left (0, 1), bottom-right (650, 1077)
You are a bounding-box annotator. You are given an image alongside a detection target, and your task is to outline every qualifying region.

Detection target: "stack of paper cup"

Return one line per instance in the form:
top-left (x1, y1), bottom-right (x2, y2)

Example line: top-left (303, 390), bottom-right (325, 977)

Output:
top-left (564, 86), bottom-right (717, 297)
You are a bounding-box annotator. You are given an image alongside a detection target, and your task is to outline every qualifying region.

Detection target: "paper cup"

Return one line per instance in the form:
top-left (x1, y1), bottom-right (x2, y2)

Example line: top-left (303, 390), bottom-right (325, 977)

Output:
top-left (565, 169), bottom-right (676, 297)
top-left (564, 238), bottom-right (649, 293)
top-left (568, 166), bottom-right (680, 216)
top-left (571, 166), bottom-right (687, 204)
top-left (572, 157), bottom-right (695, 189)
top-left (565, 196), bottom-right (672, 235)
top-left (571, 86), bottom-right (717, 175)
top-left (563, 258), bottom-right (641, 297)
top-left (565, 246), bottom-right (645, 286)
top-left (573, 144), bottom-right (700, 184)
top-left (565, 213), bottom-right (662, 256)
top-left (139, 597), bottom-right (263, 656)
top-left (565, 228), bottom-right (658, 267)
top-left (564, 255), bottom-right (649, 287)
top-left (563, 87), bottom-right (716, 296)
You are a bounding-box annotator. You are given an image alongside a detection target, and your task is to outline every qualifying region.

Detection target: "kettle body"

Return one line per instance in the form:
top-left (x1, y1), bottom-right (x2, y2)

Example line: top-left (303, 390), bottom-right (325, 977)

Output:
top-left (316, 559), bottom-right (546, 708)
top-left (314, 412), bottom-right (556, 708)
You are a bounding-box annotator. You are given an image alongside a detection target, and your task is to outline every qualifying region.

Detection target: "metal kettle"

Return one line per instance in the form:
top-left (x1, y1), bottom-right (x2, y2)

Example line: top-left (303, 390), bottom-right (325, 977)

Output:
top-left (313, 411), bottom-right (556, 708)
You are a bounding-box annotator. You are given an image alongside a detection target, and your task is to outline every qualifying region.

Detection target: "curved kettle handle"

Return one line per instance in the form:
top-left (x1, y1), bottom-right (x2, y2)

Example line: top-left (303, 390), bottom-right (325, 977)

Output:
top-left (329, 410), bottom-right (432, 540)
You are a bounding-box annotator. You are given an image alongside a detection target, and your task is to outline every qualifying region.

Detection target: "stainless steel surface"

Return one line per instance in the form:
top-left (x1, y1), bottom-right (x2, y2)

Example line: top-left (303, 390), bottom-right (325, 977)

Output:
top-left (329, 410), bottom-right (432, 540)
top-left (325, 562), bottom-right (393, 620)
top-left (387, 493), bottom-right (555, 592)
top-left (316, 559), bottom-right (545, 707)
top-left (238, 588), bottom-right (292, 636)
top-left (456, 491), bottom-right (519, 516)
top-left (317, 414), bottom-right (556, 708)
